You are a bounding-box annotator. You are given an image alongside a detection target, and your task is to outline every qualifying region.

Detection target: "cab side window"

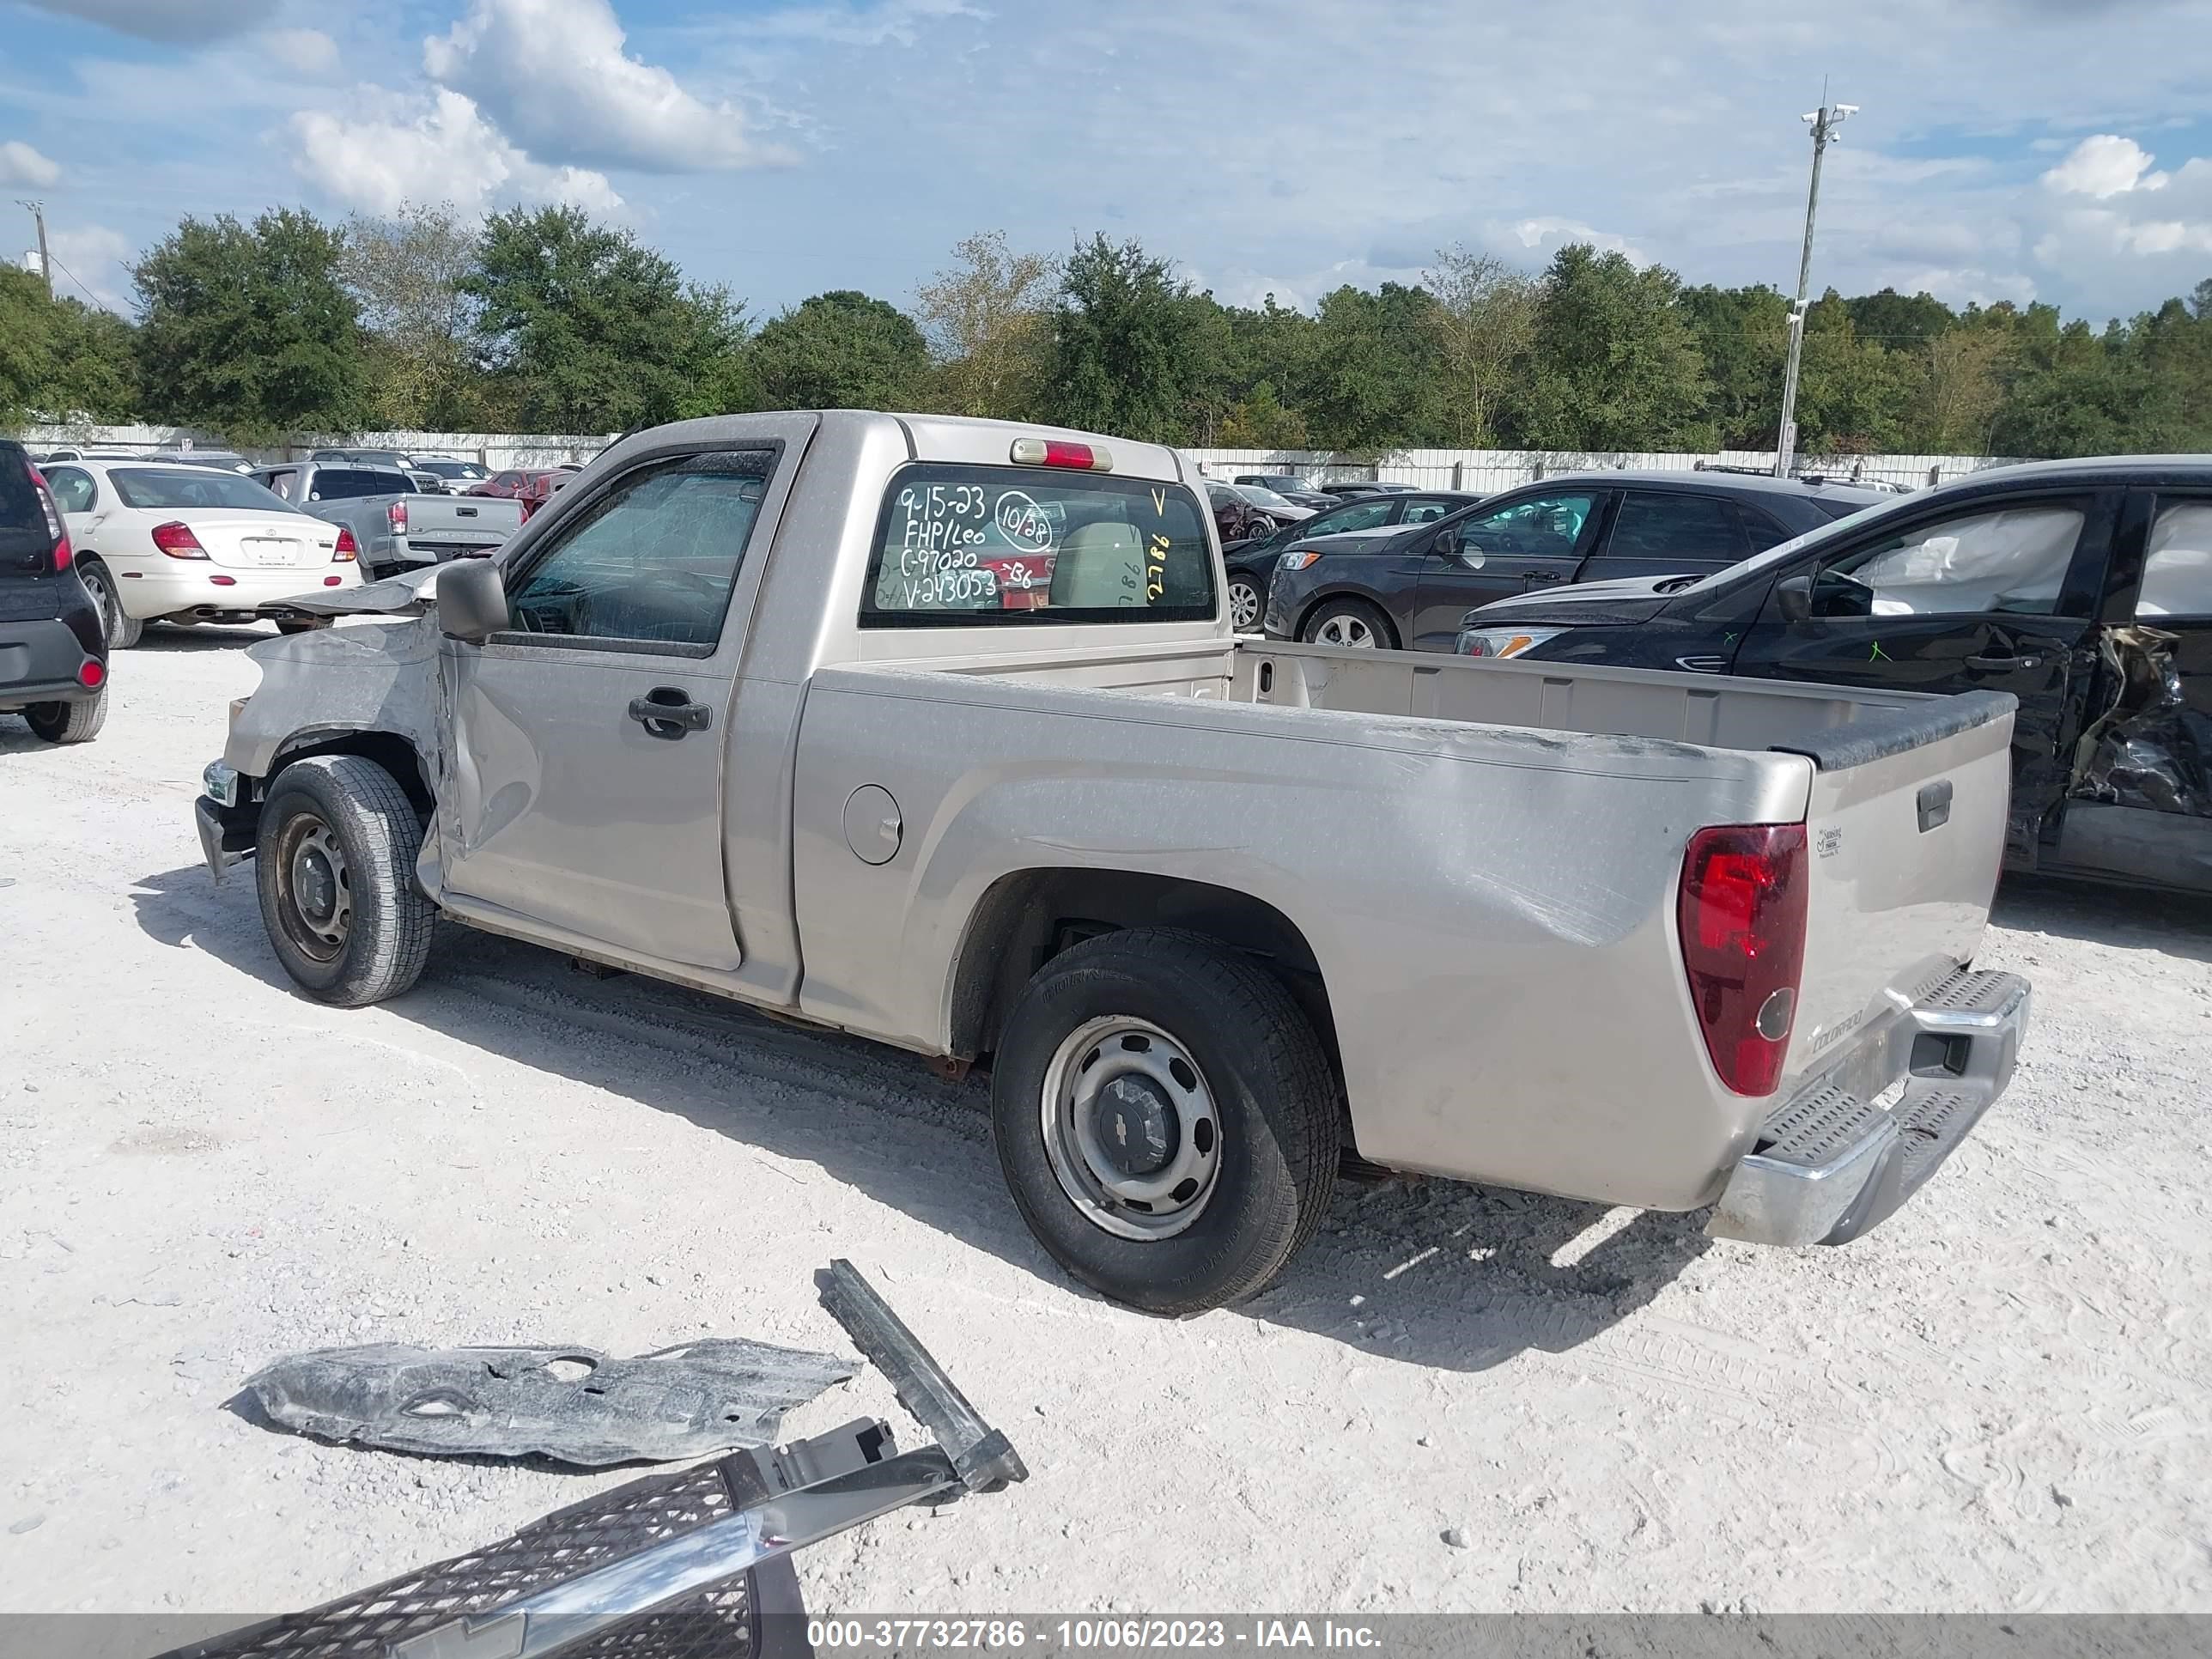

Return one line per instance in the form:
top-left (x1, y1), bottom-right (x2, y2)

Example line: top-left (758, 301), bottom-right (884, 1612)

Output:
top-left (1807, 503), bottom-right (2087, 618)
top-left (2137, 501), bottom-right (2212, 617)
top-left (1401, 500), bottom-right (1454, 526)
top-left (505, 450), bottom-right (773, 649)
top-left (1455, 491), bottom-right (1598, 562)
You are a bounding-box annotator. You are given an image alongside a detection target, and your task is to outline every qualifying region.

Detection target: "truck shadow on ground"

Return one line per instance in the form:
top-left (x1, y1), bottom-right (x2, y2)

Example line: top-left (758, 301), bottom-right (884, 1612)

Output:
top-left (127, 863), bottom-right (1791, 1375)
top-left (1994, 872), bottom-right (2212, 966)
top-left (128, 623), bottom-right (283, 652)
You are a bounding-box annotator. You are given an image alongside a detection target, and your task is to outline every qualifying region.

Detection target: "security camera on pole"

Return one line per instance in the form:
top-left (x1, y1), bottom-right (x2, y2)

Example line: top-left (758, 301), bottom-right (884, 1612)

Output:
top-left (1773, 97), bottom-right (1856, 479)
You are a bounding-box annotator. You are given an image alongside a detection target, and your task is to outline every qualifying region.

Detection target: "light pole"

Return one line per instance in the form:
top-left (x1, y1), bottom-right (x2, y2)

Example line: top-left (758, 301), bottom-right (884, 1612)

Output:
top-left (1772, 100), bottom-right (1855, 478)
top-left (15, 198), bottom-right (51, 300)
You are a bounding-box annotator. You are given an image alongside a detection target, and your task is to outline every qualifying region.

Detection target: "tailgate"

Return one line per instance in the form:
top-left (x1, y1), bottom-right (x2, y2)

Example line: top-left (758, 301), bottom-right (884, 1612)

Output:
top-left (1780, 690), bottom-right (2015, 1085)
top-left (409, 497), bottom-right (520, 546)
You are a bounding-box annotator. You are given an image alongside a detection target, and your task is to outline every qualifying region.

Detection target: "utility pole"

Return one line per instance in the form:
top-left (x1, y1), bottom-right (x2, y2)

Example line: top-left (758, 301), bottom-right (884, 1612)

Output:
top-left (15, 198), bottom-right (52, 299)
top-left (1773, 97), bottom-right (1856, 478)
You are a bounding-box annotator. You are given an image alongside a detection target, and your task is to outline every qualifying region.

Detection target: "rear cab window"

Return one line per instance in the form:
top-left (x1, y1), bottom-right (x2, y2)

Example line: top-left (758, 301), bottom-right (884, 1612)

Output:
top-left (863, 465), bottom-right (1215, 625)
top-left (312, 469), bottom-right (412, 500)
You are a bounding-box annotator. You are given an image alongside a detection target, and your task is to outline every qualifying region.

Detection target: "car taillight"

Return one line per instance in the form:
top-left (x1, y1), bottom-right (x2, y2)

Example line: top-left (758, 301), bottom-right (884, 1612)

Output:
top-left (151, 521), bottom-right (208, 559)
top-left (53, 529), bottom-right (72, 571)
top-left (388, 499), bottom-right (409, 533)
top-left (332, 526), bottom-right (359, 561)
top-left (1677, 823), bottom-right (1808, 1097)
top-left (1010, 438), bottom-right (1114, 471)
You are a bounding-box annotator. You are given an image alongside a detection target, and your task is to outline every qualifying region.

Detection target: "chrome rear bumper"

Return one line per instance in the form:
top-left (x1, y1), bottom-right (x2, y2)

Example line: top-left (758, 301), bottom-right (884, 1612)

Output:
top-left (1708, 967), bottom-right (2030, 1248)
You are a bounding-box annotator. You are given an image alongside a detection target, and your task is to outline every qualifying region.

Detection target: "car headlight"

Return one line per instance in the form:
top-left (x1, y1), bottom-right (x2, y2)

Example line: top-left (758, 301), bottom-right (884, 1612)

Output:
top-left (1280, 550), bottom-right (1322, 572)
top-left (1455, 626), bottom-right (1565, 659)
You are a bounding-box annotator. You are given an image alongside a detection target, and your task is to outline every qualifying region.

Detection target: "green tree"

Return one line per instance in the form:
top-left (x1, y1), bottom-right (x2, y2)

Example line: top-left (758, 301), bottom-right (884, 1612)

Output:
top-left (132, 208), bottom-right (364, 440)
top-left (1422, 245), bottom-right (1538, 446)
top-left (1844, 287), bottom-right (1955, 350)
top-left (0, 266), bottom-right (137, 424)
top-left (1042, 234), bottom-right (1200, 442)
top-left (1679, 283), bottom-right (1789, 447)
top-left (1298, 283), bottom-right (1445, 450)
top-left (1913, 327), bottom-right (2008, 453)
top-left (466, 205), bottom-right (745, 433)
top-left (1793, 293), bottom-right (1918, 453)
top-left (1216, 381), bottom-right (1308, 448)
top-left (913, 232), bottom-right (1056, 420)
top-left (749, 289), bottom-right (930, 410)
top-left (1517, 246), bottom-right (1711, 452)
top-left (342, 202), bottom-right (484, 429)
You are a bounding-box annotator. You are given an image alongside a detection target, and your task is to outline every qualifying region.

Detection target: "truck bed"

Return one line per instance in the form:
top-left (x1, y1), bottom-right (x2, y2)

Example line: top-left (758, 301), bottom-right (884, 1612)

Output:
top-left (792, 632), bottom-right (2014, 1212)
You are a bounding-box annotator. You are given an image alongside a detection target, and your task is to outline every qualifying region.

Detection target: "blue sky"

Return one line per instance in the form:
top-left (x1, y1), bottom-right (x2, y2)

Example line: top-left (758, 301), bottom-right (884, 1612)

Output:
top-left (4, 0), bottom-right (2212, 330)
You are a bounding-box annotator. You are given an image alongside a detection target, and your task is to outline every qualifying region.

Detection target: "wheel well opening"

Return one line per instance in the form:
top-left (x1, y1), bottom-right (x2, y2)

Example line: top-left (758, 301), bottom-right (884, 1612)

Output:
top-left (950, 867), bottom-right (1343, 1087)
top-left (269, 731), bottom-right (434, 818)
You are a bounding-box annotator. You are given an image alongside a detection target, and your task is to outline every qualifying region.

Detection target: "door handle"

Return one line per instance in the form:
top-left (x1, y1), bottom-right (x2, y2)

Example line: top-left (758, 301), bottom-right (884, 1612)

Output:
top-left (1524, 569), bottom-right (1565, 585)
top-left (627, 689), bottom-right (713, 739)
top-left (1965, 652), bottom-right (2043, 672)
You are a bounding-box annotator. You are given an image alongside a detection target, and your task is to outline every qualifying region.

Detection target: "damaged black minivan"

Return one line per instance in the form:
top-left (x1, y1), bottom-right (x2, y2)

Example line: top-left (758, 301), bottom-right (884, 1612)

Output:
top-left (1454, 456), bottom-right (2212, 893)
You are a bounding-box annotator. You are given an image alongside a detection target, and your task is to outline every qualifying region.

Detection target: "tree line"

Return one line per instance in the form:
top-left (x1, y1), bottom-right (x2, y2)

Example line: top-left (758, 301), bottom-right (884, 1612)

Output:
top-left (6, 200), bottom-right (2212, 460)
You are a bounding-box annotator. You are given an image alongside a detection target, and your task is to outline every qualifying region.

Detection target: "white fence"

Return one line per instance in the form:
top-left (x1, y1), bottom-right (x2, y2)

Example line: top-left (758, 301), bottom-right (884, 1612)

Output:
top-left (14, 422), bottom-right (613, 471)
top-left (15, 423), bottom-right (2021, 492)
top-left (1186, 447), bottom-right (2021, 493)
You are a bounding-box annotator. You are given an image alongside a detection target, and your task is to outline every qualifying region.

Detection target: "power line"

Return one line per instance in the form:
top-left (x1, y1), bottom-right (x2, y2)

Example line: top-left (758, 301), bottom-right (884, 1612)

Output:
top-left (43, 248), bottom-right (108, 310)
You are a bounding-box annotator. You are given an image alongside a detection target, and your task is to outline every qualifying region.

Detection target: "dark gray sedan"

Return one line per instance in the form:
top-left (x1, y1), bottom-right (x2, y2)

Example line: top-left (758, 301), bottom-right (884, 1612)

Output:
top-left (1261, 470), bottom-right (1886, 651)
top-left (1222, 489), bottom-right (1478, 630)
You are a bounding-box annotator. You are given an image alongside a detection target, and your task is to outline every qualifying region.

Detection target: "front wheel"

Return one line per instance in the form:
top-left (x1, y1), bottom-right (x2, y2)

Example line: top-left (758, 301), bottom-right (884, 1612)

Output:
top-left (1227, 576), bottom-right (1261, 632)
top-left (1301, 597), bottom-right (1395, 650)
top-left (991, 928), bottom-right (1340, 1315)
top-left (255, 754), bottom-right (434, 1006)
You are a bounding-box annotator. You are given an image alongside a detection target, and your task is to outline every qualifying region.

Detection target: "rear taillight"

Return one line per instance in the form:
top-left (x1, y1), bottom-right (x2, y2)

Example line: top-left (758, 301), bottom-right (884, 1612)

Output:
top-left (332, 526), bottom-right (359, 562)
top-left (53, 530), bottom-right (72, 572)
top-left (79, 658), bottom-right (104, 688)
top-left (388, 500), bottom-right (408, 534)
top-left (151, 521), bottom-right (208, 559)
top-left (1677, 823), bottom-right (1808, 1097)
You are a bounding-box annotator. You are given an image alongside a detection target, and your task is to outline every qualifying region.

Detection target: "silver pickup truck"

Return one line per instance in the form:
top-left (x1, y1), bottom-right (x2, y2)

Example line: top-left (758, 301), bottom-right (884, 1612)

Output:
top-left (251, 462), bottom-right (524, 581)
top-left (195, 412), bottom-right (2031, 1315)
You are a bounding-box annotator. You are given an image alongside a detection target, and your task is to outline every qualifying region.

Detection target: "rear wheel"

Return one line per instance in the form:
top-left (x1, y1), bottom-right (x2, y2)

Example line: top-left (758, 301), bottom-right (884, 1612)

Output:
top-left (78, 561), bottom-right (143, 649)
top-left (990, 928), bottom-right (1340, 1315)
top-left (24, 687), bottom-right (106, 744)
top-left (256, 754), bottom-right (434, 1006)
top-left (1301, 597), bottom-right (1395, 650)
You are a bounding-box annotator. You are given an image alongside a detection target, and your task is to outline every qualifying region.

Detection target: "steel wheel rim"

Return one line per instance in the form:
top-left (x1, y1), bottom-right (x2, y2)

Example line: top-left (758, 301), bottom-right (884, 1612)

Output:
top-left (1040, 1016), bottom-right (1223, 1241)
top-left (272, 810), bottom-right (352, 963)
top-left (1229, 580), bottom-right (1260, 630)
top-left (1315, 611), bottom-right (1376, 647)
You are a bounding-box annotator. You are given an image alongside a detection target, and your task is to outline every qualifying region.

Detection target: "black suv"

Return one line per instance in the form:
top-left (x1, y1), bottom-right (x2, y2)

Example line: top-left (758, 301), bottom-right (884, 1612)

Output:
top-left (1, 440), bottom-right (109, 744)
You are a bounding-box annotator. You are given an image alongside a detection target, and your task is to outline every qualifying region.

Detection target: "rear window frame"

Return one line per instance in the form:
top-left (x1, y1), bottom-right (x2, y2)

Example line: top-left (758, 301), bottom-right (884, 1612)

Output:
top-left (859, 461), bottom-right (1218, 630)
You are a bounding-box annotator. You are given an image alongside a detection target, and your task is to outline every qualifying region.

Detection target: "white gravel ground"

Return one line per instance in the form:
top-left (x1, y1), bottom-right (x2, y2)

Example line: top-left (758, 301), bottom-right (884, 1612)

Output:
top-left (3, 623), bottom-right (2209, 1619)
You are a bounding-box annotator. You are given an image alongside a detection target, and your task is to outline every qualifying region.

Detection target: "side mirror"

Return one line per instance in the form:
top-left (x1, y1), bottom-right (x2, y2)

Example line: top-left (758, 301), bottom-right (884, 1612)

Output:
top-left (438, 556), bottom-right (509, 643)
top-left (1431, 527), bottom-right (1458, 557)
top-left (1774, 572), bottom-right (1814, 624)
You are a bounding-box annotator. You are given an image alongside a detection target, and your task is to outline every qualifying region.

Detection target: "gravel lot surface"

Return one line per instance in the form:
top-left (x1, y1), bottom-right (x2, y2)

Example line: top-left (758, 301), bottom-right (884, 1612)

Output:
top-left (3, 624), bottom-right (2209, 1617)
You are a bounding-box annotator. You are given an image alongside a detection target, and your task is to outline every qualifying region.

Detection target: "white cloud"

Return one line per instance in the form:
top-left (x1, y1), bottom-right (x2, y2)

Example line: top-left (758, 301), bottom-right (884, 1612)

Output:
top-left (46, 223), bottom-right (132, 311)
top-left (2032, 140), bottom-right (2212, 298)
top-left (21, 0), bottom-right (279, 42)
top-left (2042, 134), bottom-right (2167, 198)
top-left (753, 0), bottom-right (988, 46)
top-left (290, 88), bottom-right (623, 221)
top-left (258, 27), bottom-right (339, 77)
top-left (1509, 217), bottom-right (1649, 267)
top-left (423, 0), bottom-right (789, 174)
top-left (0, 139), bottom-right (61, 187)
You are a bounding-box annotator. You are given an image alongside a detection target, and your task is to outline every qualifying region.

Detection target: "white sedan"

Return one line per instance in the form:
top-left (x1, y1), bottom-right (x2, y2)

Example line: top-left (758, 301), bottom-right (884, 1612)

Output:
top-left (37, 460), bottom-right (362, 647)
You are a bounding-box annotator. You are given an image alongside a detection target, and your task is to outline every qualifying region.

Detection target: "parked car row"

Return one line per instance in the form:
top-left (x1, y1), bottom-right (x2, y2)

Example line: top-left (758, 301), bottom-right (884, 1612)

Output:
top-left (1259, 456), bottom-right (2212, 894)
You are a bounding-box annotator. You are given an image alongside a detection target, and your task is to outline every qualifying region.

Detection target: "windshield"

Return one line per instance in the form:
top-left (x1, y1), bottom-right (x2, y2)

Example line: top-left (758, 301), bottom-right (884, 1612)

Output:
top-left (111, 468), bottom-right (297, 512)
top-left (1237, 485), bottom-right (1300, 513)
top-left (421, 459), bottom-right (483, 477)
top-left (1676, 495), bottom-right (1907, 594)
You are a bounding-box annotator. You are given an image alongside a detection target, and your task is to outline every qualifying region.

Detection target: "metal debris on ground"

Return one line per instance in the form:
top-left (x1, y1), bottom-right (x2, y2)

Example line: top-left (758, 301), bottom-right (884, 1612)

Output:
top-left (241, 1337), bottom-right (854, 1467)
